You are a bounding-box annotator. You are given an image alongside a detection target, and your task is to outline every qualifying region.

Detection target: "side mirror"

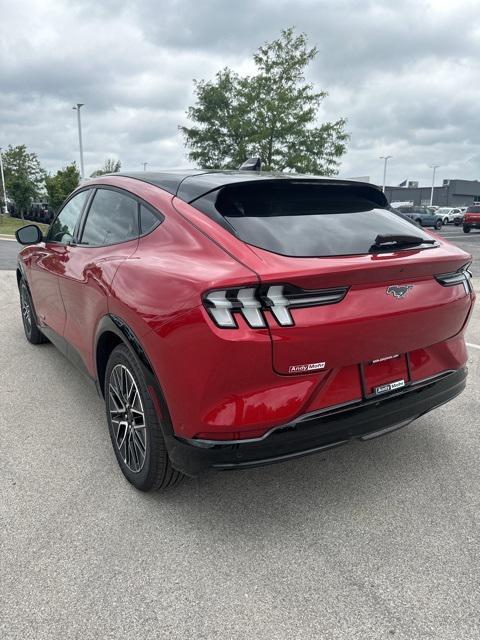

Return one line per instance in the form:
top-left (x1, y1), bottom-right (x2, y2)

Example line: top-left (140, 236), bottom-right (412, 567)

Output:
top-left (15, 224), bottom-right (43, 245)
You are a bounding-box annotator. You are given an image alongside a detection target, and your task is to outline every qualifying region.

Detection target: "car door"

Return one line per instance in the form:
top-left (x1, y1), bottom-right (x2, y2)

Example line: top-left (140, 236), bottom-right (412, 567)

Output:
top-left (58, 187), bottom-right (140, 375)
top-left (27, 189), bottom-right (91, 337)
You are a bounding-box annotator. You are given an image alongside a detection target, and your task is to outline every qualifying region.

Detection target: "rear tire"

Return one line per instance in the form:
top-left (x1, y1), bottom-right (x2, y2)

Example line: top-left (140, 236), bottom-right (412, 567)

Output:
top-left (19, 279), bottom-right (48, 345)
top-left (105, 344), bottom-right (184, 492)
top-left (463, 225), bottom-right (471, 233)
top-left (443, 217), bottom-right (449, 225)
top-left (454, 219), bottom-right (461, 226)
top-left (434, 219), bottom-right (443, 230)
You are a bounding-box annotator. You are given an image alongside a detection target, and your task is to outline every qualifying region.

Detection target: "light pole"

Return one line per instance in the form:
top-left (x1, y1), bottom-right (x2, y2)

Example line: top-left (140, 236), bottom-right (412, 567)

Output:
top-left (72, 103), bottom-right (85, 179)
top-left (0, 148), bottom-right (7, 215)
top-left (142, 162), bottom-right (147, 171)
top-left (380, 156), bottom-right (392, 193)
top-left (429, 165), bottom-right (440, 206)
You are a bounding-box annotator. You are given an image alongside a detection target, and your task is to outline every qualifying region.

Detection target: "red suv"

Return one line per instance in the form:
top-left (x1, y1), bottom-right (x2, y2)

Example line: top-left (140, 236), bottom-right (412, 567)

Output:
top-left (16, 171), bottom-right (475, 491)
top-left (463, 205), bottom-right (480, 233)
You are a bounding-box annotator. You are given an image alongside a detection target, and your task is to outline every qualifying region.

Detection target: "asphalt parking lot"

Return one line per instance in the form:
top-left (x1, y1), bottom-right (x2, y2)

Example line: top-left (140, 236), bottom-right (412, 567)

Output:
top-left (1, 228), bottom-right (480, 639)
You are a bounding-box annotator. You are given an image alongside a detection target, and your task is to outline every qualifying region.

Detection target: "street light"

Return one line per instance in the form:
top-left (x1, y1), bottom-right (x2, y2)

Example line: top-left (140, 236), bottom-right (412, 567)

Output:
top-left (0, 147), bottom-right (7, 215)
top-left (429, 165), bottom-right (440, 206)
top-left (380, 156), bottom-right (392, 193)
top-left (142, 162), bottom-right (147, 171)
top-left (72, 103), bottom-right (85, 179)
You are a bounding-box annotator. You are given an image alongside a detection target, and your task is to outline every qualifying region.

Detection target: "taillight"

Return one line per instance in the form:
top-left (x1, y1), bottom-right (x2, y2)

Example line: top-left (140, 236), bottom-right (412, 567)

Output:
top-left (435, 264), bottom-right (473, 294)
top-left (203, 284), bottom-right (348, 329)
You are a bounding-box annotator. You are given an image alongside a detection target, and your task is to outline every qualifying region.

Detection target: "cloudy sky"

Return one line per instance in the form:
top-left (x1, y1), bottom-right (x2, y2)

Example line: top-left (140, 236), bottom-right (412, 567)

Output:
top-left (1, 0), bottom-right (479, 187)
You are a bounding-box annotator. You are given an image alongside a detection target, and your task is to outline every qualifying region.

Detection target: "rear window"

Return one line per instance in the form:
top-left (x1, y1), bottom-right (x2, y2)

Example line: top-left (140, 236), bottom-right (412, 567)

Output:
top-left (192, 182), bottom-right (433, 257)
top-left (467, 206), bottom-right (480, 213)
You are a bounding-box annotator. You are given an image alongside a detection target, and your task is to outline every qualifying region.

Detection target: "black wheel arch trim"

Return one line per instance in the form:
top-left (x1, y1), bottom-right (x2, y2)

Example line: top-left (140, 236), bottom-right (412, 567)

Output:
top-left (16, 260), bottom-right (27, 286)
top-left (16, 260), bottom-right (42, 327)
top-left (94, 314), bottom-right (175, 439)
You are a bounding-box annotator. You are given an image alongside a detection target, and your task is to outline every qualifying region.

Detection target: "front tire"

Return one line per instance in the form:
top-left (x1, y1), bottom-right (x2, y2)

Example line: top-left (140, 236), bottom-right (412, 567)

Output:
top-left (434, 219), bottom-right (443, 230)
top-left (19, 279), bottom-right (48, 345)
top-left (105, 344), bottom-right (184, 492)
top-left (463, 225), bottom-right (471, 233)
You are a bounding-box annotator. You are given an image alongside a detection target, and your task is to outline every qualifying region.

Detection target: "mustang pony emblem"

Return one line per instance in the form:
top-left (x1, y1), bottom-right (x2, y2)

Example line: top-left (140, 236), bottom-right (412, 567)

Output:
top-left (387, 285), bottom-right (413, 299)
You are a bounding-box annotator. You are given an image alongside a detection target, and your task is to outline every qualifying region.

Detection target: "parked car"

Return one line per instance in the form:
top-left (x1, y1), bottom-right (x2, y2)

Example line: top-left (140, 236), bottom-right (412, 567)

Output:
top-left (463, 205), bottom-right (480, 232)
top-left (28, 202), bottom-right (50, 224)
top-left (435, 207), bottom-right (463, 225)
top-left (387, 205), bottom-right (420, 227)
top-left (15, 171), bottom-right (475, 491)
top-left (396, 205), bottom-right (443, 229)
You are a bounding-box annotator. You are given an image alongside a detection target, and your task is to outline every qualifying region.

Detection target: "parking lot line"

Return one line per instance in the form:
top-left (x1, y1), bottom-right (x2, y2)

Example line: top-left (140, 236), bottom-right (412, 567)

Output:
top-left (466, 342), bottom-right (480, 350)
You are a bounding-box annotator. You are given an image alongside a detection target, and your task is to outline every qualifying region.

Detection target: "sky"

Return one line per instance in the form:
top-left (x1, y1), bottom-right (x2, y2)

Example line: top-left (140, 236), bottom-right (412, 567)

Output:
top-left (1, 0), bottom-right (479, 187)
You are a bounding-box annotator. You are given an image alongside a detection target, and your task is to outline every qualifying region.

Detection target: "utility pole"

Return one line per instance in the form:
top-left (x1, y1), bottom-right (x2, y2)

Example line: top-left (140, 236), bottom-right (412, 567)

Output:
top-left (72, 104), bottom-right (85, 178)
top-left (0, 148), bottom-right (7, 215)
top-left (380, 156), bottom-right (392, 193)
top-left (429, 165), bottom-right (440, 206)
top-left (142, 162), bottom-right (147, 171)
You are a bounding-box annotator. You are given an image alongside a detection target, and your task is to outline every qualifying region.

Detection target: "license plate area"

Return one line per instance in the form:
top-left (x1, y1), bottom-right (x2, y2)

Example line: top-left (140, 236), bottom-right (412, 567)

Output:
top-left (360, 354), bottom-right (411, 399)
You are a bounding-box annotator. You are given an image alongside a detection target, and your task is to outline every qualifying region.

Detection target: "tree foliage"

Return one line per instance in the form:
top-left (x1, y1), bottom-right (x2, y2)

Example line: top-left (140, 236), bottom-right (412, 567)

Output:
top-left (2, 145), bottom-right (45, 217)
top-left (45, 163), bottom-right (80, 213)
top-left (181, 28), bottom-right (348, 174)
top-left (90, 157), bottom-right (122, 177)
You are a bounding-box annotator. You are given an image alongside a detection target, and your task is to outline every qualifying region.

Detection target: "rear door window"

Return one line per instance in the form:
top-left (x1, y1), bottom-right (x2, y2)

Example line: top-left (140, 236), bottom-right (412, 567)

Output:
top-left (80, 188), bottom-right (138, 246)
top-left (192, 182), bottom-right (434, 257)
top-left (139, 204), bottom-right (161, 235)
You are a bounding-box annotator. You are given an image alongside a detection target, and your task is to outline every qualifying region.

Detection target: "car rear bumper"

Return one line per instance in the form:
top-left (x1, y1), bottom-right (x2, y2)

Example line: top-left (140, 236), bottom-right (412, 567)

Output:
top-left (166, 367), bottom-right (467, 476)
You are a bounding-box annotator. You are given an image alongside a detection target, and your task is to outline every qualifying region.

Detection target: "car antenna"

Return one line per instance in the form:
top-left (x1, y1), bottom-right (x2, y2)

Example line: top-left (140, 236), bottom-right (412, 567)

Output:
top-left (239, 157), bottom-right (262, 172)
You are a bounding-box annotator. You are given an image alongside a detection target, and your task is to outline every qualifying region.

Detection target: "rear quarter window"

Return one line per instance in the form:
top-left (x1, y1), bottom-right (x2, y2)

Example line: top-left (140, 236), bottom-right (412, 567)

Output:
top-left (192, 182), bottom-right (433, 257)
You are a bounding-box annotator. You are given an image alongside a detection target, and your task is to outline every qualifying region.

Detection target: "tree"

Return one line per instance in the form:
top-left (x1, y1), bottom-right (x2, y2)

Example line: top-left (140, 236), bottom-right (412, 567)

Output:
top-left (45, 163), bottom-right (80, 213)
top-left (181, 28), bottom-right (348, 175)
top-left (2, 145), bottom-right (45, 218)
top-left (90, 158), bottom-right (121, 177)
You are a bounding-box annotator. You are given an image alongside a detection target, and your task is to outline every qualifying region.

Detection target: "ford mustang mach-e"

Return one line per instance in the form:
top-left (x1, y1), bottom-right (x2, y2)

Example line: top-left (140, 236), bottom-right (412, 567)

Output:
top-left (16, 171), bottom-right (475, 491)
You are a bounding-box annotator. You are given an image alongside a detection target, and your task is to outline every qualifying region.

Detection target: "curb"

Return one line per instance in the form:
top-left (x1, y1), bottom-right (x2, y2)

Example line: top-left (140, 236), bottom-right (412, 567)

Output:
top-left (0, 235), bottom-right (17, 242)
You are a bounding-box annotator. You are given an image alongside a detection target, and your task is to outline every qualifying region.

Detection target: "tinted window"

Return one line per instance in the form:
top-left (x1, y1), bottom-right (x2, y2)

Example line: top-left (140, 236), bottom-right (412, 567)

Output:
top-left (81, 189), bottom-right (138, 246)
top-left (467, 206), bottom-right (480, 213)
top-left (48, 190), bottom-right (89, 243)
top-left (193, 183), bottom-right (433, 257)
top-left (140, 204), bottom-right (160, 235)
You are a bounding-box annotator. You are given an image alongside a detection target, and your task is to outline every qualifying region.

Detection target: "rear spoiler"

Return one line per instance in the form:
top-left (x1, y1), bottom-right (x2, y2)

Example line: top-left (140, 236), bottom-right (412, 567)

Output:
top-left (180, 176), bottom-right (388, 208)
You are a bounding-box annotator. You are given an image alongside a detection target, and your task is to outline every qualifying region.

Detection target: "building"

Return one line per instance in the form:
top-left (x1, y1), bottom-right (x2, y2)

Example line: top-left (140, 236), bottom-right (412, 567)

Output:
top-left (385, 179), bottom-right (480, 207)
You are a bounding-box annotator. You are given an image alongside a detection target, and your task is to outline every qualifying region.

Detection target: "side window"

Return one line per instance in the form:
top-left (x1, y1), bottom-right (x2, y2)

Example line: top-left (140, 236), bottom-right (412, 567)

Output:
top-left (81, 189), bottom-right (138, 246)
top-left (139, 204), bottom-right (161, 235)
top-left (48, 190), bottom-right (89, 244)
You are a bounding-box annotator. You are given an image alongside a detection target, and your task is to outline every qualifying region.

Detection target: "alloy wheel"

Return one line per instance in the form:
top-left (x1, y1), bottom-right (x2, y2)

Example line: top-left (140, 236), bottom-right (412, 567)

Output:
top-left (108, 364), bottom-right (147, 472)
top-left (20, 285), bottom-right (32, 336)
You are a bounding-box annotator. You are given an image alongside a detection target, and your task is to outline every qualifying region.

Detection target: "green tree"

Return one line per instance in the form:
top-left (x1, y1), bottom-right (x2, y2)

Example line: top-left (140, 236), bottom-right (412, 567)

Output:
top-left (181, 27), bottom-right (348, 174)
top-left (45, 163), bottom-right (80, 213)
top-left (2, 145), bottom-right (45, 218)
top-left (90, 157), bottom-right (121, 178)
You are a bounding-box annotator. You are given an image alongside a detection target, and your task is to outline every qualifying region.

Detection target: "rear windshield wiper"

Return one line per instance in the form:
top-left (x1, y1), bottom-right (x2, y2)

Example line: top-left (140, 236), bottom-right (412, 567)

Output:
top-left (369, 234), bottom-right (436, 252)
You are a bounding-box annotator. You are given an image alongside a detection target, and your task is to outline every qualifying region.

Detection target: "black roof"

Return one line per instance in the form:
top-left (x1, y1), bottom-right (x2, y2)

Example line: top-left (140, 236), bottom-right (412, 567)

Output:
top-left (116, 170), bottom-right (385, 205)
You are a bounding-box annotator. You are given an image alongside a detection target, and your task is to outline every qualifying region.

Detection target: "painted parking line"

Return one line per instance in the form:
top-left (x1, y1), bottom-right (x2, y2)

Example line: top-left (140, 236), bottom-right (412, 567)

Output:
top-left (467, 342), bottom-right (480, 350)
